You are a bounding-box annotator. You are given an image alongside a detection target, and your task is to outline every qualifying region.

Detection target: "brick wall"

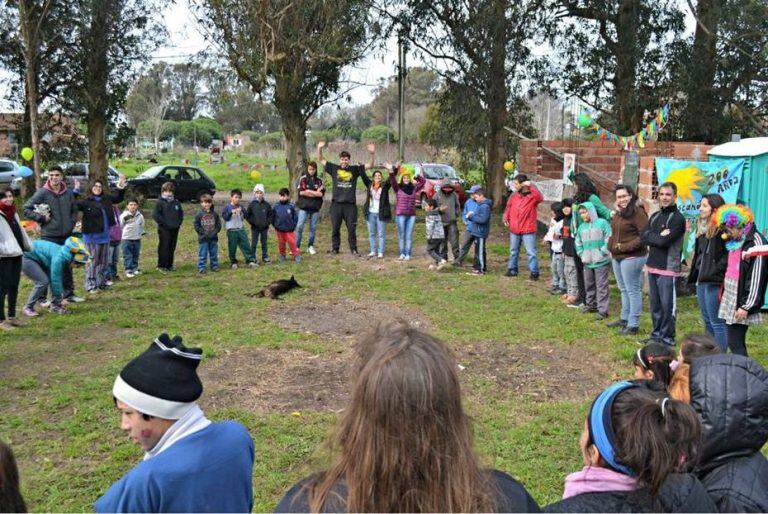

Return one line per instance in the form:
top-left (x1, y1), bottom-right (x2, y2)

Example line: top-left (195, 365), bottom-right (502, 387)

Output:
top-left (517, 139), bottom-right (713, 204)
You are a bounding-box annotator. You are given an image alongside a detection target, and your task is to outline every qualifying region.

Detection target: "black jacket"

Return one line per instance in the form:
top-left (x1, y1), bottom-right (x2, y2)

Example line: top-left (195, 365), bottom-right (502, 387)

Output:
top-left (245, 199), bottom-right (272, 230)
top-left (276, 469), bottom-right (540, 513)
top-left (153, 197), bottom-right (184, 230)
top-left (690, 354), bottom-right (768, 512)
top-left (77, 188), bottom-right (125, 235)
top-left (733, 226), bottom-right (768, 315)
top-left (545, 473), bottom-right (717, 513)
top-left (688, 231), bottom-right (728, 285)
top-left (296, 174), bottom-right (324, 213)
top-left (641, 204), bottom-right (686, 272)
top-left (361, 174), bottom-right (392, 222)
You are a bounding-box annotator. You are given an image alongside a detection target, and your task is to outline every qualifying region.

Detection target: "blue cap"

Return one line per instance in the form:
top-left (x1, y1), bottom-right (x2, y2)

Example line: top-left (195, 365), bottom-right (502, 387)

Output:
top-left (468, 184), bottom-right (482, 194)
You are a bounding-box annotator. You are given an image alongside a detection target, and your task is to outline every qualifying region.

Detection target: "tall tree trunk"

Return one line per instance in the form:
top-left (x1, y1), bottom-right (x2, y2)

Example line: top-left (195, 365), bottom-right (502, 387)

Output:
top-left (614, 0), bottom-right (641, 133)
top-left (19, 0), bottom-right (43, 187)
top-left (88, 113), bottom-right (109, 188)
top-left (281, 112), bottom-right (308, 199)
top-left (683, 0), bottom-right (721, 142)
top-left (485, 0), bottom-right (508, 210)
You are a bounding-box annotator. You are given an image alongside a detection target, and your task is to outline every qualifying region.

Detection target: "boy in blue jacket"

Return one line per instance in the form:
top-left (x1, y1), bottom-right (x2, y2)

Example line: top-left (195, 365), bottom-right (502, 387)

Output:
top-left (455, 185), bottom-right (491, 275)
top-left (272, 188), bottom-right (300, 263)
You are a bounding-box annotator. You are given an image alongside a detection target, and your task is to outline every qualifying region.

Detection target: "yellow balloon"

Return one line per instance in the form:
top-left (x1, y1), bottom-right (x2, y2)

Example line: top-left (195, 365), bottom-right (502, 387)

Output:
top-left (503, 161), bottom-right (514, 171)
top-left (21, 147), bottom-right (34, 161)
top-left (249, 170), bottom-right (262, 181)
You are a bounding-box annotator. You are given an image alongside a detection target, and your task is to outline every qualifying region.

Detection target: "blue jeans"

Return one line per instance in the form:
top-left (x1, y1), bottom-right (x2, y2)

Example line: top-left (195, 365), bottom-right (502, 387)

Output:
top-left (106, 242), bottom-right (120, 280)
top-left (508, 233), bottom-right (539, 275)
top-left (367, 213), bottom-right (387, 254)
top-left (697, 282), bottom-right (728, 351)
top-left (198, 241), bottom-right (219, 271)
top-left (648, 273), bottom-right (676, 346)
top-left (611, 256), bottom-right (646, 328)
top-left (122, 239), bottom-right (141, 273)
top-left (395, 215), bottom-right (416, 256)
top-left (295, 209), bottom-right (319, 249)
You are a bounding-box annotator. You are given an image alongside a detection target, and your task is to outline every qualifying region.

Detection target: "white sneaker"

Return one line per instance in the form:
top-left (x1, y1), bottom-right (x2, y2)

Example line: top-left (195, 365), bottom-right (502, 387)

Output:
top-left (105, 280), bottom-right (114, 287)
top-left (308, 246), bottom-right (317, 255)
top-left (38, 299), bottom-right (51, 308)
top-left (398, 254), bottom-right (405, 260)
top-left (428, 264), bottom-right (436, 270)
top-left (404, 255), bottom-right (411, 261)
top-left (125, 271), bottom-right (135, 278)
top-left (377, 253), bottom-right (384, 258)
top-left (68, 295), bottom-right (85, 303)
top-left (231, 263), bottom-right (238, 269)
top-left (368, 252), bottom-right (376, 257)
top-left (133, 270), bottom-right (142, 275)
top-left (437, 259), bottom-right (447, 270)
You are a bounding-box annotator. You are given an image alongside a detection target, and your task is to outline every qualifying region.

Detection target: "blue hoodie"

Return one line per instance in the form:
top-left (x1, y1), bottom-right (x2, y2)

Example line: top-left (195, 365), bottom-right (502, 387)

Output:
top-left (467, 198), bottom-right (492, 238)
top-left (272, 201), bottom-right (298, 232)
top-left (23, 240), bottom-right (75, 298)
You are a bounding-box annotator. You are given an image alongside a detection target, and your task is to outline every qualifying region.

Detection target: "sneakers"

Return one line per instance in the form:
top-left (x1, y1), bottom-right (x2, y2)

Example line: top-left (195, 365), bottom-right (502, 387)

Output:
top-left (294, 255), bottom-right (301, 263)
top-left (38, 298), bottom-right (51, 308)
top-left (88, 289), bottom-right (99, 295)
top-left (467, 269), bottom-right (485, 276)
top-left (231, 263), bottom-right (238, 269)
top-left (211, 268), bottom-right (219, 272)
top-left (404, 255), bottom-right (411, 261)
top-left (125, 271), bottom-right (135, 278)
top-left (247, 261), bottom-right (258, 268)
top-left (528, 273), bottom-right (539, 282)
top-left (437, 259), bottom-right (448, 270)
top-left (606, 319), bottom-right (627, 328)
top-left (133, 270), bottom-right (142, 275)
top-left (504, 270), bottom-right (518, 277)
top-left (22, 307), bottom-right (38, 317)
top-left (594, 312), bottom-right (609, 320)
top-left (368, 252), bottom-right (376, 258)
top-left (262, 257), bottom-right (271, 263)
top-left (428, 264), bottom-right (437, 270)
top-left (49, 304), bottom-right (67, 314)
top-left (278, 255), bottom-right (287, 263)
top-left (329, 249), bottom-right (339, 255)
top-left (105, 280), bottom-right (114, 287)
top-left (351, 250), bottom-right (360, 257)
top-left (198, 269), bottom-right (206, 275)
top-left (377, 253), bottom-right (384, 258)
top-left (620, 326), bottom-right (639, 336)
top-left (398, 254), bottom-right (405, 260)
top-left (308, 246), bottom-right (317, 255)
top-left (67, 295), bottom-right (85, 303)
top-left (579, 305), bottom-right (596, 313)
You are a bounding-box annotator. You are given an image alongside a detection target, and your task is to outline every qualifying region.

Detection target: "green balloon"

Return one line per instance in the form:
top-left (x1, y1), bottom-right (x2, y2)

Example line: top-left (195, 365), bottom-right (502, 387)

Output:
top-left (21, 147), bottom-right (34, 161)
top-left (577, 113), bottom-right (592, 128)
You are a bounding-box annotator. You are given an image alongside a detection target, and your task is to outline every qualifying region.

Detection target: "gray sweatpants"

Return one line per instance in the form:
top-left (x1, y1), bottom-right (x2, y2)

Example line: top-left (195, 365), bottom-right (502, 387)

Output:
top-left (564, 256), bottom-right (579, 297)
top-left (583, 263), bottom-right (610, 315)
top-left (551, 252), bottom-right (566, 290)
top-left (440, 221), bottom-right (460, 261)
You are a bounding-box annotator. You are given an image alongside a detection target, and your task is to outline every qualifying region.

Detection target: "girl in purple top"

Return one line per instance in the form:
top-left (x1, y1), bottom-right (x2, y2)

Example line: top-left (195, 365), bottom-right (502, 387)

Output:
top-left (386, 162), bottom-right (425, 261)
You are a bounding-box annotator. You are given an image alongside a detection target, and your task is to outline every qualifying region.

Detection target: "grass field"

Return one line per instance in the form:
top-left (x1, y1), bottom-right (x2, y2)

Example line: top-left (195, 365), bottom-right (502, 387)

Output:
top-left (1, 198), bottom-right (766, 512)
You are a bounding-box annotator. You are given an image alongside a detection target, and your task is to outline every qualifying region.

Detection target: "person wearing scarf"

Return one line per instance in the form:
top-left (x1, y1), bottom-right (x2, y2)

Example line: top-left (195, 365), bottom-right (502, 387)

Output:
top-left (0, 188), bottom-right (32, 329)
top-left (546, 381), bottom-right (715, 512)
top-left (714, 204), bottom-right (768, 356)
top-left (95, 334), bottom-right (254, 513)
top-left (387, 162), bottom-right (426, 261)
top-left (75, 178), bottom-right (126, 292)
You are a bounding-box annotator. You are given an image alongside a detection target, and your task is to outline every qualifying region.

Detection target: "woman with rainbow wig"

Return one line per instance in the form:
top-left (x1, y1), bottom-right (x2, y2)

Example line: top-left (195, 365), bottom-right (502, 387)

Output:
top-left (714, 204), bottom-right (768, 356)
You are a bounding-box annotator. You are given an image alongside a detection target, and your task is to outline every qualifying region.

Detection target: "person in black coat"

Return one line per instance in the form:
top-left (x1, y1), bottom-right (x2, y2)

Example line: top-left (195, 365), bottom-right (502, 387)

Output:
top-left (687, 194), bottom-right (728, 351)
top-left (679, 353), bottom-right (768, 512)
top-left (545, 381), bottom-right (716, 513)
top-left (152, 181), bottom-right (184, 271)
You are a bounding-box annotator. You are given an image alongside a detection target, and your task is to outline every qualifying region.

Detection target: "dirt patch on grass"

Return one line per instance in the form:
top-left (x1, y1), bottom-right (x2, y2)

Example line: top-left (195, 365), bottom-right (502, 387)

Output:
top-left (199, 347), bottom-right (351, 413)
top-left (457, 341), bottom-right (619, 403)
top-left (267, 297), bottom-right (432, 341)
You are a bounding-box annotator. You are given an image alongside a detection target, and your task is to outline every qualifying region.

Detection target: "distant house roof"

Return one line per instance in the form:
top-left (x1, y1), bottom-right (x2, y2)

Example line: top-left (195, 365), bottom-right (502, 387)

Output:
top-left (709, 137), bottom-right (768, 157)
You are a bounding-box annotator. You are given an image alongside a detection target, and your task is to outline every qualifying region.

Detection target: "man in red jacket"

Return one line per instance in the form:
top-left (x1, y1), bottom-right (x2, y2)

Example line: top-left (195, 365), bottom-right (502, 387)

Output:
top-left (503, 174), bottom-right (543, 279)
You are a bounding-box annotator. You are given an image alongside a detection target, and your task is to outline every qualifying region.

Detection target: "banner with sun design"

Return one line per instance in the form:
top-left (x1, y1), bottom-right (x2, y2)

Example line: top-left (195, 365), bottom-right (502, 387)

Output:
top-left (656, 158), bottom-right (745, 257)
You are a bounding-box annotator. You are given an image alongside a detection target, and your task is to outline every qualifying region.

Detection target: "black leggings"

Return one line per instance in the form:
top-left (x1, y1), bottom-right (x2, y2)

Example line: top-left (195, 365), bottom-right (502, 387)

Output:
top-left (727, 324), bottom-right (749, 357)
top-left (0, 256), bottom-right (22, 320)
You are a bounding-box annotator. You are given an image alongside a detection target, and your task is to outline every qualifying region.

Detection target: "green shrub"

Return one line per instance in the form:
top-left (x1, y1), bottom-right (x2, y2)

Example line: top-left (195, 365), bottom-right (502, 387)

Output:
top-left (361, 125), bottom-right (396, 143)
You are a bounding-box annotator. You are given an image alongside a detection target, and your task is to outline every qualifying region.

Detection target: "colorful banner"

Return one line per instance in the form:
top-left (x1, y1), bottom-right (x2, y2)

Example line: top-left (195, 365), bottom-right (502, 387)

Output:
top-left (582, 105), bottom-right (670, 149)
top-left (656, 158), bottom-right (745, 257)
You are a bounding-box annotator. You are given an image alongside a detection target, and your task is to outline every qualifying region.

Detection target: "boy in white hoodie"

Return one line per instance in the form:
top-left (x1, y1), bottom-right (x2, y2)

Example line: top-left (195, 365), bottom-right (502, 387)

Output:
top-left (120, 199), bottom-right (145, 278)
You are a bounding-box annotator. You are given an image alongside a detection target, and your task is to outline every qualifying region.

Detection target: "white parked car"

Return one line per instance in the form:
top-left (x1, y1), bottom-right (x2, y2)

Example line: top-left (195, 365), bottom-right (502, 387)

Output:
top-left (0, 160), bottom-right (22, 192)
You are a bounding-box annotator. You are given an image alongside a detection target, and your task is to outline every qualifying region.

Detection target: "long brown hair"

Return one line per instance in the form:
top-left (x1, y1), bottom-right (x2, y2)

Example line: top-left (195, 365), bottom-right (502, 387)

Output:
top-left (308, 320), bottom-right (497, 512)
top-left (612, 387), bottom-right (701, 495)
top-left (0, 440), bottom-right (27, 513)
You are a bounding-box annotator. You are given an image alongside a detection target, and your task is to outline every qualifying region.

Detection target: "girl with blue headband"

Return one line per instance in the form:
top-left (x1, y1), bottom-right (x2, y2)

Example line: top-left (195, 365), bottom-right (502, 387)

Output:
top-left (546, 381), bottom-right (716, 512)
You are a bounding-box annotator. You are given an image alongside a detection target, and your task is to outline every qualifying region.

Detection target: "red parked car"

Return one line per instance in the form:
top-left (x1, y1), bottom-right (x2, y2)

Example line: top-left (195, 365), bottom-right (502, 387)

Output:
top-left (405, 163), bottom-right (467, 209)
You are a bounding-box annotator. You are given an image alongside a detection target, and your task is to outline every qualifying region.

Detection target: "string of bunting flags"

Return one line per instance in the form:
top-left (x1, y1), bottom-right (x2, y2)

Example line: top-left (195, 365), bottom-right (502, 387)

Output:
top-left (577, 104), bottom-right (670, 149)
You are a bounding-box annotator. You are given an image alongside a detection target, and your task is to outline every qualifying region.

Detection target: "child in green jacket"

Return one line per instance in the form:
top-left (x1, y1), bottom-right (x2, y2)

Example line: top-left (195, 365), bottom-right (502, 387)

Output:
top-left (575, 202), bottom-right (612, 319)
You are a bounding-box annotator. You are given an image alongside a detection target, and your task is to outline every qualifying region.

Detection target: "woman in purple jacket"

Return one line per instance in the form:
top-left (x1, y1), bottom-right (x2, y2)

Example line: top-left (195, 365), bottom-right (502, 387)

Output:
top-left (386, 162), bottom-right (426, 261)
